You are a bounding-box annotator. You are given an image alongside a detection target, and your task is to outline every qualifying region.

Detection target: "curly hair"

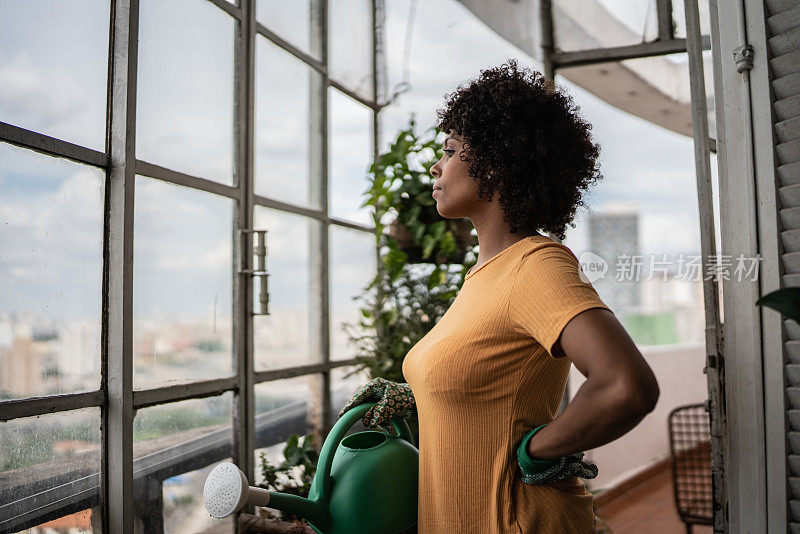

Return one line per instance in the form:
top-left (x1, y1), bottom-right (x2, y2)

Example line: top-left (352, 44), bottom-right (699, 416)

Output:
top-left (435, 59), bottom-right (603, 241)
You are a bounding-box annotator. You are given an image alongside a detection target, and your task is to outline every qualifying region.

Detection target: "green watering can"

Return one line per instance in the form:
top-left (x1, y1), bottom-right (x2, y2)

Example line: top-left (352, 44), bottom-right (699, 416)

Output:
top-left (202, 402), bottom-right (419, 534)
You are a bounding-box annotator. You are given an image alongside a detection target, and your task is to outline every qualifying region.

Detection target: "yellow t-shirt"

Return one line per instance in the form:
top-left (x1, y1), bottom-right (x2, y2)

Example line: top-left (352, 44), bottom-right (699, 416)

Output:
top-left (402, 235), bottom-right (612, 533)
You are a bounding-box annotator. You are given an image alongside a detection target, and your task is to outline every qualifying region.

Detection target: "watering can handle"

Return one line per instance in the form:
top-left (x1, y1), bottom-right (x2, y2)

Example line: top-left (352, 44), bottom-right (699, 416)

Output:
top-left (315, 402), bottom-right (415, 504)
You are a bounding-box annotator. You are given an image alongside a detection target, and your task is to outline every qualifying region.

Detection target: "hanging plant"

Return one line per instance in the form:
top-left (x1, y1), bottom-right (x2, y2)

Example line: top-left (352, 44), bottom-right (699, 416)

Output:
top-left (363, 114), bottom-right (476, 277)
top-left (339, 114), bottom-right (478, 397)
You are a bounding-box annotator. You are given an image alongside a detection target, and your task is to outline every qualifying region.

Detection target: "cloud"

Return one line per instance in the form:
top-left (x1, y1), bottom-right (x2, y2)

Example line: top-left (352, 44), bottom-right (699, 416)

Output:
top-left (0, 155), bottom-right (104, 320)
top-left (0, 0), bottom-right (710, 323)
top-left (1, 167), bottom-right (103, 274)
top-left (377, 0), bottom-right (703, 259)
top-left (133, 177), bottom-right (232, 276)
top-left (0, 51), bottom-right (86, 128)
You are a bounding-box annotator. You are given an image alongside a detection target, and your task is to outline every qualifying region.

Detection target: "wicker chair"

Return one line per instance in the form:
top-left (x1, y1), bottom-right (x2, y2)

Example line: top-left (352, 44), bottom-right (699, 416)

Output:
top-left (668, 402), bottom-right (715, 533)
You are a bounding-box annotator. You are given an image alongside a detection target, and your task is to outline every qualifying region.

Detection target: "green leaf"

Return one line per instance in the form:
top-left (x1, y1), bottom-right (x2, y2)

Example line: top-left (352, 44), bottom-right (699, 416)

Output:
top-left (432, 221), bottom-right (446, 239)
top-left (379, 308), bottom-right (399, 326)
top-left (412, 221), bottom-right (427, 243)
top-left (421, 234), bottom-right (436, 259)
top-left (407, 203), bottom-right (422, 225)
top-left (427, 267), bottom-right (442, 290)
top-left (756, 287), bottom-right (800, 324)
top-left (440, 231), bottom-right (456, 255)
top-left (284, 433), bottom-right (299, 454)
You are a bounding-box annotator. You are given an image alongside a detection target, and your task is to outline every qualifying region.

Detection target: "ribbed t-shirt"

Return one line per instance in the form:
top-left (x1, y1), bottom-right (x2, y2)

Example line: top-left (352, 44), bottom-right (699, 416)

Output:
top-left (402, 235), bottom-right (612, 533)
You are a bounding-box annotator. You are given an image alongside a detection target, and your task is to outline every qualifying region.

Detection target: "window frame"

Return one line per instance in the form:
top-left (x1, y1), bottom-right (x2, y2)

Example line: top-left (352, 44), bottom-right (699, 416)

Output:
top-left (0, 0), bottom-right (382, 531)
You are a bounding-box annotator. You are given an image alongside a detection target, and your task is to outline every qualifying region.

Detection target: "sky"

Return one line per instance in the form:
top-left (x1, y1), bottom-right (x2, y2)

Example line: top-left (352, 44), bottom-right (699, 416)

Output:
top-left (378, 0), bottom-right (715, 258)
top-left (0, 0), bottom-right (715, 325)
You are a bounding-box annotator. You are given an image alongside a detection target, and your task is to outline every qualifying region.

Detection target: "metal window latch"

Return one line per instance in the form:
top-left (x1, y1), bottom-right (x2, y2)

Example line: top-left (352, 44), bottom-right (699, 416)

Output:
top-left (708, 353), bottom-right (717, 367)
top-left (733, 44), bottom-right (754, 73)
top-left (239, 229), bottom-right (270, 316)
top-left (703, 353), bottom-right (718, 375)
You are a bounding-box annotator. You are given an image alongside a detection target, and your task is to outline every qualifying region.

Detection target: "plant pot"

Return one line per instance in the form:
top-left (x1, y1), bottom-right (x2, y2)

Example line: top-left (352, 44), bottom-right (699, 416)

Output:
top-left (239, 513), bottom-right (315, 533)
top-left (388, 218), bottom-right (475, 264)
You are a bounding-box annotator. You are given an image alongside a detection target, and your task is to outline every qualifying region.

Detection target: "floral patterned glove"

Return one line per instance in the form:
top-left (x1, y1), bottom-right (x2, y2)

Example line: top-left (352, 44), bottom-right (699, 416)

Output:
top-left (338, 377), bottom-right (417, 436)
top-left (516, 424), bottom-right (599, 485)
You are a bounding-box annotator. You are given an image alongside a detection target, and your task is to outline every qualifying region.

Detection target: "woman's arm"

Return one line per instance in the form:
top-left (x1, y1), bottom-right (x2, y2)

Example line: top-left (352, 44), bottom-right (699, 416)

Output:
top-left (526, 307), bottom-right (660, 460)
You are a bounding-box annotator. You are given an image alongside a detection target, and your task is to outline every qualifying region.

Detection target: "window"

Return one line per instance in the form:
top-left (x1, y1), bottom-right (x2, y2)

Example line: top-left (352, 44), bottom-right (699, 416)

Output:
top-left (0, 1), bottom-right (378, 531)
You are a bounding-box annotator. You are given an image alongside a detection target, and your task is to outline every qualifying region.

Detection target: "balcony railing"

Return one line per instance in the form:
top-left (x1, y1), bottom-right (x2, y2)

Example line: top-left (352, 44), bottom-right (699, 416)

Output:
top-left (0, 387), bottom-right (351, 533)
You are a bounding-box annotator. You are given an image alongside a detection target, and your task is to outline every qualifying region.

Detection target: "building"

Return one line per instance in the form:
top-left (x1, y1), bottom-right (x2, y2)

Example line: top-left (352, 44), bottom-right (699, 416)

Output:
top-left (587, 203), bottom-right (641, 318)
top-left (0, 336), bottom-right (41, 397)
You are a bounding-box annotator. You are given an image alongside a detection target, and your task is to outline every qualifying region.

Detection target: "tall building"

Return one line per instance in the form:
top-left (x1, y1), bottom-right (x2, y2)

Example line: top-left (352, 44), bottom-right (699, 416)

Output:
top-left (587, 203), bottom-right (641, 318)
top-left (0, 336), bottom-right (41, 396)
top-left (58, 320), bottom-right (101, 387)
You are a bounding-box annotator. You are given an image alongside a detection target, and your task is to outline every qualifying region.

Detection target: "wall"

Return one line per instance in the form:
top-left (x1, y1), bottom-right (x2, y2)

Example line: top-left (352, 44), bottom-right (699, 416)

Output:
top-left (566, 342), bottom-right (708, 491)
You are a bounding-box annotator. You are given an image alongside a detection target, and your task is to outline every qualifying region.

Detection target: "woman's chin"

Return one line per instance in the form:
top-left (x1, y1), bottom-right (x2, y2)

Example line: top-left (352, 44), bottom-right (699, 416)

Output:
top-left (436, 206), bottom-right (461, 219)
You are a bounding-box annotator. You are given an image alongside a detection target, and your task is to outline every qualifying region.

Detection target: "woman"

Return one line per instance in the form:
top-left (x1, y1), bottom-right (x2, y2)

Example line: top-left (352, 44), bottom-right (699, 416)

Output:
top-left (339, 60), bottom-right (660, 533)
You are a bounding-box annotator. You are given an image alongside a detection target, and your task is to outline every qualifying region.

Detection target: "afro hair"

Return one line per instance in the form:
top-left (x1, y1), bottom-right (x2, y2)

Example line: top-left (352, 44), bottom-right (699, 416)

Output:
top-left (435, 59), bottom-right (603, 241)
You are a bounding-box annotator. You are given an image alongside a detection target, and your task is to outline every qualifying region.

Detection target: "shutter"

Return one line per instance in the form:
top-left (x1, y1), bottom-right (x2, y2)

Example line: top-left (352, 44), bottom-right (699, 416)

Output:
top-left (766, 0), bottom-right (800, 529)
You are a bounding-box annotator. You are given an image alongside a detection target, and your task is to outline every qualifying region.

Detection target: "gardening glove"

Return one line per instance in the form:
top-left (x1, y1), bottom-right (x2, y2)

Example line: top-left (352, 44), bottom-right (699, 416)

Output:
top-left (515, 424), bottom-right (598, 485)
top-left (338, 377), bottom-right (417, 437)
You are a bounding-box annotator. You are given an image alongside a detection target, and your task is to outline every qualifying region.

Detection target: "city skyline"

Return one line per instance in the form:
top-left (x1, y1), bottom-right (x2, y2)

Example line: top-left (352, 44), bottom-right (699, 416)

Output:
top-left (1, 0), bottom-right (712, 394)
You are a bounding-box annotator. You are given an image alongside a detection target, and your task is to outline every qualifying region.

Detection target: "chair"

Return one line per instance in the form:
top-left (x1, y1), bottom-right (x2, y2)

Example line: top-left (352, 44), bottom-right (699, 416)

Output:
top-left (668, 403), bottom-right (715, 533)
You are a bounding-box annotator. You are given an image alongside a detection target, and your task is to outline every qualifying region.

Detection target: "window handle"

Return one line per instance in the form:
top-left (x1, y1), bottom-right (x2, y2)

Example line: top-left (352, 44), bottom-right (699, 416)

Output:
top-left (239, 229), bottom-right (270, 316)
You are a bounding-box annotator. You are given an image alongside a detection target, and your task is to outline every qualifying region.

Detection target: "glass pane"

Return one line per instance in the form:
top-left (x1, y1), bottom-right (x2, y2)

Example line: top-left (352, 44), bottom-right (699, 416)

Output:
top-left (133, 176), bottom-right (233, 389)
top-left (641, 50), bottom-right (715, 136)
top-left (329, 88), bottom-right (374, 227)
top-left (586, 209), bottom-right (642, 316)
top-left (329, 226), bottom-right (376, 361)
top-left (671, 0), bottom-right (712, 39)
top-left (0, 142), bottom-right (103, 400)
top-left (134, 393), bottom-right (233, 533)
top-left (253, 208), bottom-right (315, 370)
top-left (0, 408), bottom-right (101, 532)
top-left (329, 0), bottom-right (374, 100)
top-left (254, 375), bottom-right (319, 475)
top-left (710, 151), bottom-right (723, 324)
top-left (559, 77), bottom-right (706, 348)
top-left (703, 50), bottom-right (716, 138)
top-left (253, 375), bottom-right (321, 522)
top-left (379, 0), bottom-right (536, 152)
top-left (137, 0), bottom-right (235, 184)
top-left (256, 0), bottom-right (318, 59)
top-left (330, 365), bottom-right (371, 423)
top-left (554, 0), bottom-right (657, 53)
top-left (0, 1), bottom-right (109, 151)
top-left (255, 37), bottom-right (318, 207)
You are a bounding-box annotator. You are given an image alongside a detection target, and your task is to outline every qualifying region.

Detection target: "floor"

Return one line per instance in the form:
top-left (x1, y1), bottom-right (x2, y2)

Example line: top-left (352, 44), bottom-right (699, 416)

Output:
top-left (594, 467), bottom-right (714, 534)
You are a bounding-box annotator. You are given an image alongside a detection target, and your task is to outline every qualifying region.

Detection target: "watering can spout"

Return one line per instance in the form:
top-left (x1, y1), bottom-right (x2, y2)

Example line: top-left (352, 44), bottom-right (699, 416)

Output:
top-left (203, 403), bottom-right (418, 534)
top-left (202, 462), bottom-right (332, 529)
top-left (263, 491), bottom-right (331, 530)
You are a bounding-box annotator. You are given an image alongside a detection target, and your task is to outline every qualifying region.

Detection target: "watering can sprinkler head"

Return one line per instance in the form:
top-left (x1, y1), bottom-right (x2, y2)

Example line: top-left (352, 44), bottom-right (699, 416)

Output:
top-left (203, 461), bottom-right (269, 519)
top-left (203, 461), bottom-right (331, 527)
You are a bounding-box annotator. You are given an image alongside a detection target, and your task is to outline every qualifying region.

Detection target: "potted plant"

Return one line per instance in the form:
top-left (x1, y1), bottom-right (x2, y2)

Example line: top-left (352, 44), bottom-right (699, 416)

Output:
top-left (389, 217), bottom-right (474, 264)
top-left (335, 116), bottom-right (479, 451)
top-left (366, 115), bottom-right (477, 268)
top-left (253, 433), bottom-right (318, 532)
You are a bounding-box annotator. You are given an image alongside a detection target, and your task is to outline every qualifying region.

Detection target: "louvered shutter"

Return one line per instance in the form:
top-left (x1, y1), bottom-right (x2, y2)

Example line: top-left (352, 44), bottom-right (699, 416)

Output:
top-left (766, 0), bottom-right (800, 528)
